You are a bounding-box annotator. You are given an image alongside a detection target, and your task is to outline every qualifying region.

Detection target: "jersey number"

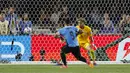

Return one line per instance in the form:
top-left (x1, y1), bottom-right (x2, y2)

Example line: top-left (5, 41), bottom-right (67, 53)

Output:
top-left (70, 31), bottom-right (75, 40)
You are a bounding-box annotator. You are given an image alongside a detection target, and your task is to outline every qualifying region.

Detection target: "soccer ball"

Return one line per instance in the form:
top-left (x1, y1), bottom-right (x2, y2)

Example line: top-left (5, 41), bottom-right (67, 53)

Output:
top-left (24, 27), bottom-right (32, 34)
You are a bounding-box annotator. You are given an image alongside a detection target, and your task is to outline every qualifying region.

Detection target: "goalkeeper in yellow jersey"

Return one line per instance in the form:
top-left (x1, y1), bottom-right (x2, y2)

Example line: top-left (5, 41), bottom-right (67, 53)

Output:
top-left (76, 18), bottom-right (97, 65)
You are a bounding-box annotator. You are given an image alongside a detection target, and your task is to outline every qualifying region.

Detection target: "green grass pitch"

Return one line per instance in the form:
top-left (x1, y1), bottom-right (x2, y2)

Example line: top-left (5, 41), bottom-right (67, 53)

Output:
top-left (0, 64), bottom-right (130, 73)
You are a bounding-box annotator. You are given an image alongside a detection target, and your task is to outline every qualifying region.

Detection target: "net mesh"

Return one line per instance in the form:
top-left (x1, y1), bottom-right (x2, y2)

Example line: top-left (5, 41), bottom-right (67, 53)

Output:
top-left (0, 0), bottom-right (130, 62)
top-left (1, 0), bottom-right (130, 34)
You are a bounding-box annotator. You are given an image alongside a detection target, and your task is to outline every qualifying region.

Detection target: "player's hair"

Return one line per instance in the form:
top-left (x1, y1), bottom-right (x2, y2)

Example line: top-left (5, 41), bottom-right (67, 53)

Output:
top-left (65, 18), bottom-right (71, 26)
top-left (77, 18), bottom-right (86, 24)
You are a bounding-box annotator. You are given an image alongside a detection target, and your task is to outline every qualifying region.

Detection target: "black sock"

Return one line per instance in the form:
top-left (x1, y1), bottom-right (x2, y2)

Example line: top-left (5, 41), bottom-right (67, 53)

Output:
top-left (60, 52), bottom-right (67, 66)
top-left (77, 56), bottom-right (87, 63)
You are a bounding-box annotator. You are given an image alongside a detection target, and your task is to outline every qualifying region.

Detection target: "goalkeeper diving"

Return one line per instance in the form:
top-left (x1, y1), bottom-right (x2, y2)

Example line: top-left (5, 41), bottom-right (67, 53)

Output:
top-left (76, 18), bottom-right (97, 65)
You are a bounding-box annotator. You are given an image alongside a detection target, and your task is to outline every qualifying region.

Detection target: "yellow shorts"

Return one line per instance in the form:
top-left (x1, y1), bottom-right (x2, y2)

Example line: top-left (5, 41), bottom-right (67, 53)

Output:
top-left (79, 42), bottom-right (90, 50)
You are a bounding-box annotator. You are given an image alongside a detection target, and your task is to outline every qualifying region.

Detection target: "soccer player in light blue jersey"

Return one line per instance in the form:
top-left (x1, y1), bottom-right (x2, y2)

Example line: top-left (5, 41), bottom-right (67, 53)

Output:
top-left (55, 19), bottom-right (93, 68)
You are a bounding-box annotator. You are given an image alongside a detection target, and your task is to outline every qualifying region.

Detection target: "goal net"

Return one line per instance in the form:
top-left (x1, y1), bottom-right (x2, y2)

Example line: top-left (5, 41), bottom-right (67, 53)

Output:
top-left (0, 0), bottom-right (130, 64)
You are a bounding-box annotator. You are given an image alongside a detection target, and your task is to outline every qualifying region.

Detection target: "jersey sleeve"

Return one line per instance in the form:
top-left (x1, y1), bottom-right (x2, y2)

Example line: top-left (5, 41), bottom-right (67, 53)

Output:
top-left (73, 26), bottom-right (79, 32)
top-left (86, 26), bottom-right (92, 36)
top-left (58, 28), bottom-right (65, 36)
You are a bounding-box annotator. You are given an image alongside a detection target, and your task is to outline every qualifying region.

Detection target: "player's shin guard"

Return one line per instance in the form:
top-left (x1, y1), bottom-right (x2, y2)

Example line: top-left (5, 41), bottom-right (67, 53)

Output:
top-left (60, 52), bottom-right (67, 66)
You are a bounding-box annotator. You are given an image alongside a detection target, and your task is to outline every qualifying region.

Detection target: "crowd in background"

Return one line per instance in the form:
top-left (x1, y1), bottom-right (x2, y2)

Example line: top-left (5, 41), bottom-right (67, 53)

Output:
top-left (0, 0), bottom-right (130, 35)
top-left (0, 7), bottom-right (32, 35)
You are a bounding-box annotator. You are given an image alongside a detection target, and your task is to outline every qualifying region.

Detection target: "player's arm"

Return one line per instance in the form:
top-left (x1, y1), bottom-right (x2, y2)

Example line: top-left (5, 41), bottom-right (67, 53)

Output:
top-left (76, 29), bottom-right (83, 36)
top-left (54, 28), bottom-right (64, 39)
top-left (90, 36), bottom-right (94, 44)
top-left (54, 31), bottom-right (65, 42)
top-left (75, 26), bottom-right (83, 36)
top-left (87, 26), bottom-right (93, 43)
top-left (54, 32), bottom-right (60, 38)
top-left (89, 31), bottom-right (94, 43)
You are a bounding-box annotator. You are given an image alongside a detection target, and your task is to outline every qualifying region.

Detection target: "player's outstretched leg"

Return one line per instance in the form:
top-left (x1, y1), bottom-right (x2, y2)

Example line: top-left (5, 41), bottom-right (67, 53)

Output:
top-left (72, 46), bottom-right (94, 68)
top-left (89, 49), bottom-right (97, 66)
top-left (60, 51), bottom-right (67, 68)
top-left (85, 44), bottom-right (97, 66)
top-left (60, 46), bottom-right (69, 68)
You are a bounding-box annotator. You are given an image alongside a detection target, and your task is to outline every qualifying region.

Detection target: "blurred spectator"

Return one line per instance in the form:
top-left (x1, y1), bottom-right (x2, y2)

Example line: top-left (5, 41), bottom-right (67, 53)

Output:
top-left (39, 11), bottom-right (50, 29)
top-left (39, 12), bottom-right (46, 25)
top-left (50, 11), bottom-right (60, 25)
top-left (62, 6), bottom-right (68, 15)
top-left (6, 7), bottom-right (18, 35)
top-left (50, 6), bottom-right (61, 32)
top-left (1, 8), bottom-right (8, 17)
top-left (19, 13), bottom-right (32, 35)
top-left (0, 14), bottom-right (9, 35)
top-left (39, 47), bottom-right (45, 61)
top-left (118, 14), bottom-right (127, 33)
top-left (126, 15), bottom-right (130, 24)
top-left (15, 51), bottom-right (22, 61)
top-left (100, 13), bottom-right (115, 34)
top-left (121, 15), bottom-right (130, 35)
top-left (59, 5), bottom-right (68, 26)
top-left (90, 7), bottom-right (102, 25)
